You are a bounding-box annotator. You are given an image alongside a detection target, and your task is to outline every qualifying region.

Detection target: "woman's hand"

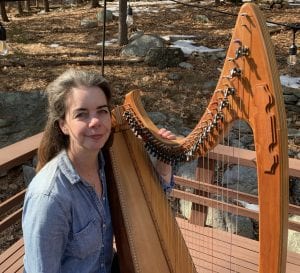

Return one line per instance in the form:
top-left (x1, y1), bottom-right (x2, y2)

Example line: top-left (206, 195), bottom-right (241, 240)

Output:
top-left (156, 128), bottom-right (176, 184)
top-left (158, 128), bottom-right (176, 141)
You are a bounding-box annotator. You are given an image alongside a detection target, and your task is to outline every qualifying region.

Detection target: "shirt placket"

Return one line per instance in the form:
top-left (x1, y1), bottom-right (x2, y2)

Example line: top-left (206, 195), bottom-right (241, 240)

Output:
top-left (96, 169), bottom-right (109, 272)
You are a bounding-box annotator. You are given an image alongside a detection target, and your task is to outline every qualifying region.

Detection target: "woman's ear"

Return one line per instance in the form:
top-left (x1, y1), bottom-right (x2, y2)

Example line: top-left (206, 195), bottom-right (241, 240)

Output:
top-left (58, 119), bottom-right (68, 135)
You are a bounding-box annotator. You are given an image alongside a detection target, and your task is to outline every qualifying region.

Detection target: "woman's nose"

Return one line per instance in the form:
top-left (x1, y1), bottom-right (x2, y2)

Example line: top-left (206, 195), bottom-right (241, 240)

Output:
top-left (89, 116), bottom-right (101, 127)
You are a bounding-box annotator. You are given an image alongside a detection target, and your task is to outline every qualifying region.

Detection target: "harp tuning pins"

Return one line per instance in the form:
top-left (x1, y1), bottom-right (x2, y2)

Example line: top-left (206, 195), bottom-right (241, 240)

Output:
top-left (206, 122), bottom-right (213, 132)
top-left (224, 87), bottom-right (236, 97)
top-left (235, 45), bottom-right (249, 59)
top-left (221, 99), bottom-right (229, 109)
top-left (222, 67), bottom-right (241, 79)
top-left (185, 152), bottom-right (193, 162)
top-left (202, 129), bottom-right (208, 139)
top-left (213, 114), bottom-right (220, 126)
top-left (230, 67), bottom-right (241, 78)
top-left (123, 110), bottom-right (134, 121)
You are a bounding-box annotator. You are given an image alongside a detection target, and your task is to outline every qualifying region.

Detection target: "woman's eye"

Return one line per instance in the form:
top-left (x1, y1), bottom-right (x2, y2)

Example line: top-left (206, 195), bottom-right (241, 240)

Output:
top-left (75, 112), bottom-right (87, 118)
top-left (98, 108), bottom-right (109, 115)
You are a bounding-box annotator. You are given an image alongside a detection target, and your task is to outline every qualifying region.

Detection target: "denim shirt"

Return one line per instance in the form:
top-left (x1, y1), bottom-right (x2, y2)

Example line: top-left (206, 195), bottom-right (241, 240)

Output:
top-left (22, 150), bottom-right (113, 273)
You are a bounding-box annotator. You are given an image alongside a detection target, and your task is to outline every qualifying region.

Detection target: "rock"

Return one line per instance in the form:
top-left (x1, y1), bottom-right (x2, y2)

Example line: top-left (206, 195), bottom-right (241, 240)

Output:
top-left (223, 165), bottom-right (258, 195)
top-left (120, 34), bottom-right (165, 58)
top-left (128, 31), bottom-right (144, 43)
top-left (0, 91), bottom-right (47, 148)
top-left (295, 137), bottom-right (300, 146)
top-left (290, 178), bottom-right (300, 205)
top-left (224, 214), bottom-right (255, 239)
top-left (284, 94), bottom-right (299, 104)
top-left (168, 35), bottom-right (197, 43)
top-left (195, 14), bottom-right (210, 24)
top-left (231, 120), bottom-right (253, 134)
top-left (22, 165), bottom-right (36, 187)
top-left (80, 19), bottom-right (98, 28)
top-left (96, 9), bottom-right (114, 24)
top-left (148, 112), bottom-right (167, 124)
top-left (179, 62), bottom-right (193, 69)
top-left (167, 72), bottom-right (182, 81)
top-left (145, 47), bottom-right (185, 69)
top-left (288, 215), bottom-right (300, 253)
top-left (0, 170), bottom-right (8, 178)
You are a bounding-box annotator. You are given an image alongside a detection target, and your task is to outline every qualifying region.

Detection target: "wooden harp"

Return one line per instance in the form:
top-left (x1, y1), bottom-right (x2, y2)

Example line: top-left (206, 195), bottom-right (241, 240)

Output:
top-left (105, 3), bottom-right (288, 273)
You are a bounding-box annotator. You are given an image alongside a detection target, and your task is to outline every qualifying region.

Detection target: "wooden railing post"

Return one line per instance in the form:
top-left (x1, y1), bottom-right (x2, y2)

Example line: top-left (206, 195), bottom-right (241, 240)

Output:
top-left (189, 157), bottom-right (215, 226)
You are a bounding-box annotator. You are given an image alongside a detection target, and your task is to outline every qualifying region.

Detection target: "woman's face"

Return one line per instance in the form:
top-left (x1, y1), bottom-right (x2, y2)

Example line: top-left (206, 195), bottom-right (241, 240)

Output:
top-left (59, 86), bottom-right (111, 156)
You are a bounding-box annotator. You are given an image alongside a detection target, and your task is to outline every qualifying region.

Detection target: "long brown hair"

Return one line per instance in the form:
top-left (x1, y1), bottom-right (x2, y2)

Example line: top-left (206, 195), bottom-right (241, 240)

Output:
top-left (36, 69), bottom-right (112, 172)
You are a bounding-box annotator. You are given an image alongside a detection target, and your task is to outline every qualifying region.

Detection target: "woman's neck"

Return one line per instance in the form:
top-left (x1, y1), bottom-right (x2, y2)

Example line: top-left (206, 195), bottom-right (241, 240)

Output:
top-left (67, 149), bottom-right (102, 196)
top-left (67, 149), bottom-right (99, 173)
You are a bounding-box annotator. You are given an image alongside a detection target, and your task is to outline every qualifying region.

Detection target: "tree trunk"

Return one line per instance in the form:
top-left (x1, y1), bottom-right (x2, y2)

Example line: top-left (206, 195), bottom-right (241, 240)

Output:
top-left (43, 0), bottom-right (50, 12)
top-left (17, 1), bottom-right (23, 15)
top-left (90, 0), bottom-right (100, 8)
top-left (0, 1), bottom-right (9, 22)
top-left (25, 0), bottom-right (32, 12)
top-left (118, 0), bottom-right (128, 46)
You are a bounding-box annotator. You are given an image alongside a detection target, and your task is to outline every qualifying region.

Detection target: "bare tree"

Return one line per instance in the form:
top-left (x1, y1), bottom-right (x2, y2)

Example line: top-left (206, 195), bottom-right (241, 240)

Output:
top-left (118, 0), bottom-right (128, 45)
top-left (0, 1), bottom-right (9, 22)
top-left (17, 1), bottom-right (23, 15)
top-left (43, 0), bottom-right (49, 12)
top-left (24, 0), bottom-right (32, 12)
top-left (90, 0), bottom-right (100, 8)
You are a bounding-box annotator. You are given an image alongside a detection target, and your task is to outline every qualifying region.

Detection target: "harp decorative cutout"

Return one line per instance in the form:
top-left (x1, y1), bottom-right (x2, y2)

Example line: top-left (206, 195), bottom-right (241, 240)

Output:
top-left (106, 3), bottom-right (288, 273)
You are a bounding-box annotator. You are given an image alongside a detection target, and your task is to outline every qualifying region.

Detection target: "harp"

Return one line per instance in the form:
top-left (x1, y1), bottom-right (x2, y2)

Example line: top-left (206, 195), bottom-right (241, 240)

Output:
top-left (105, 3), bottom-right (288, 273)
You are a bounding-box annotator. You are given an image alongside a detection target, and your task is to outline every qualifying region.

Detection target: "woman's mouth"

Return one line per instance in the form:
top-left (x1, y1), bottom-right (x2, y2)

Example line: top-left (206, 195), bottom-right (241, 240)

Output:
top-left (89, 134), bottom-right (103, 140)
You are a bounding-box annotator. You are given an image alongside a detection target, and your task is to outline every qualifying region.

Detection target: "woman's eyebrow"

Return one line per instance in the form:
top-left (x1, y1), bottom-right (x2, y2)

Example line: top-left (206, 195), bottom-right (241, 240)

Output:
top-left (73, 107), bottom-right (87, 113)
top-left (73, 105), bottom-right (109, 112)
top-left (96, 105), bottom-right (109, 109)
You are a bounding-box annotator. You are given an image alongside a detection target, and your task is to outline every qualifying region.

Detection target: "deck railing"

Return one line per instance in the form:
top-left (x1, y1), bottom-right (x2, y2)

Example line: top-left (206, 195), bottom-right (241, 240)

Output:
top-left (0, 132), bottom-right (300, 237)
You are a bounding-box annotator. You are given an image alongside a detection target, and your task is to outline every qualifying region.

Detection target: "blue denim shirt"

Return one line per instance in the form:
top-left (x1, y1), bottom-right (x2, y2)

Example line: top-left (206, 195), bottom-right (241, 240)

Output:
top-left (22, 150), bottom-right (113, 273)
top-left (22, 150), bottom-right (174, 273)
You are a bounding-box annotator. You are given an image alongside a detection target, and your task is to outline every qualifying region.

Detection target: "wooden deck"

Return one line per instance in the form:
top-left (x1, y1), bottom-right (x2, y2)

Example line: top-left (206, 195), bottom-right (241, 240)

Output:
top-left (0, 239), bottom-right (24, 273)
top-left (2, 220), bottom-right (300, 273)
top-left (177, 218), bottom-right (300, 273)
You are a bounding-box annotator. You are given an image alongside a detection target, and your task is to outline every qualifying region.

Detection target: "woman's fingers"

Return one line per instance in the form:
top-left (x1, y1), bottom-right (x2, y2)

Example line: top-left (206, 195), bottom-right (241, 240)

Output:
top-left (158, 128), bottom-right (176, 140)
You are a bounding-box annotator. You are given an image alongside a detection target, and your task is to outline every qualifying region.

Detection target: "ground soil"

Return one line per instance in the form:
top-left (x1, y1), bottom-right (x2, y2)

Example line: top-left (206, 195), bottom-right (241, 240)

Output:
top-left (1, 1), bottom-right (300, 106)
top-left (1, 1), bottom-right (300, 134)
top-left (0, 0), bottom-right (300, 253)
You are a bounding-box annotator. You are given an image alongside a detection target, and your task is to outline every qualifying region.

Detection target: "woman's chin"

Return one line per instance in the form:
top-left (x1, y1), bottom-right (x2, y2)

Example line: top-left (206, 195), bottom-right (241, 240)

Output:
top-left (88, 140), bottom-right (107, 151)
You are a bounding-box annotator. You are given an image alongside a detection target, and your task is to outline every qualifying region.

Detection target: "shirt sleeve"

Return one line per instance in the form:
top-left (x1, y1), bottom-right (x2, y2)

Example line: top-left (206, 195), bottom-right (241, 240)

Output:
top-left (158, 170), bottom-right (175, 194)
top-left (22, 193), bottom-right (69, 273)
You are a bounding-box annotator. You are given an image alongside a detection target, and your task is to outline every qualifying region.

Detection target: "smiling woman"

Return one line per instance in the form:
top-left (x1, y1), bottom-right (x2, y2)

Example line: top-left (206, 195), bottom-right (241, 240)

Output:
top-left (21, 68), bottom-right (175, 273)
top-left (58, 85), bottom-right (112, 196)
top-left (58, 86), bottom-right (111, 163)
top-left (22, 69), bottom-right (116, 273)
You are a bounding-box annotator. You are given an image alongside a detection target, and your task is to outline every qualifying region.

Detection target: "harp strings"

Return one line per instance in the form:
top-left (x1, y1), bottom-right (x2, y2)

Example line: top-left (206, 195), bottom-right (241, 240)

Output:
top-left (124, 128), bottom-right (196, 272)
top-left (196, 9), bottom-right (249, 271)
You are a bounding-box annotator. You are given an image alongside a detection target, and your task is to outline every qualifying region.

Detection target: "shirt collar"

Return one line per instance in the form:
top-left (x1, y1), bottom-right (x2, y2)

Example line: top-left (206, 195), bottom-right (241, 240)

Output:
top-left (58, 150), bottom-right (105, 185)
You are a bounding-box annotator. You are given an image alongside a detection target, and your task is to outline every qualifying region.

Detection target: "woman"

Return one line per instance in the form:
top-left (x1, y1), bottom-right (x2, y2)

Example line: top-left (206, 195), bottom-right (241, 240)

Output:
top-left (22, 69), bottom-right (175, 273)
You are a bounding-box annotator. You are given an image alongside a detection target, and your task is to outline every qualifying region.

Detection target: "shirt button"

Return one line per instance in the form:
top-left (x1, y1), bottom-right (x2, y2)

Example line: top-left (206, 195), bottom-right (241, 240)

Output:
top-left (103, 224), bottom-right (106, 229)
top-left (101, 263), bottom-right (104, 267)
top-left (102, 197), bottom-right (106, 201)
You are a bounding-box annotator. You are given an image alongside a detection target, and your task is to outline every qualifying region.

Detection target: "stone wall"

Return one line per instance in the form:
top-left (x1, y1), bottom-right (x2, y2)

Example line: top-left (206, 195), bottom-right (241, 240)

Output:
top-left (0, 91), bottom-right (47, 148)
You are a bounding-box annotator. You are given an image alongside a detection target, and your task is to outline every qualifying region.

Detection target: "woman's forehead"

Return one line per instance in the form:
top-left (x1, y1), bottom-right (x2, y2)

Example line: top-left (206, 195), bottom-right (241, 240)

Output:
top-left (66, 86), bottom-right (107, 108)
